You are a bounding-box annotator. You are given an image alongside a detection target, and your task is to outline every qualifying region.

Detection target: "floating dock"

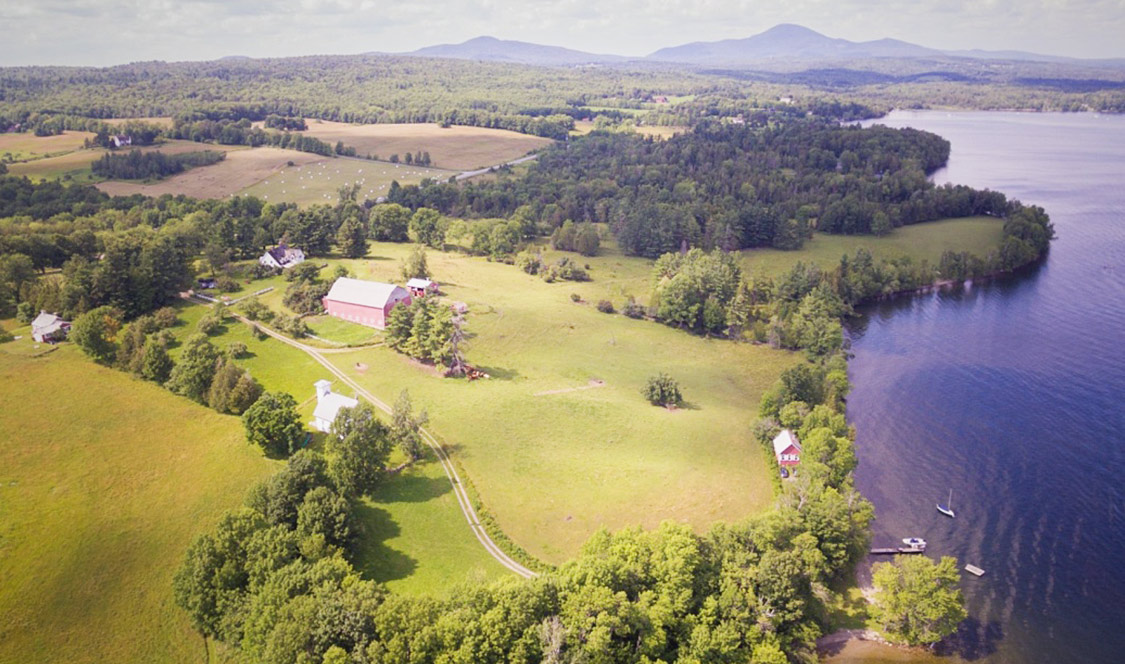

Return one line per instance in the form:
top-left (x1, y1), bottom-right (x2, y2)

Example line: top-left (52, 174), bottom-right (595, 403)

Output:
top-left (964, 564), bottom-right (986, 576)
top-left (870, 547), bottom-right (926, 555)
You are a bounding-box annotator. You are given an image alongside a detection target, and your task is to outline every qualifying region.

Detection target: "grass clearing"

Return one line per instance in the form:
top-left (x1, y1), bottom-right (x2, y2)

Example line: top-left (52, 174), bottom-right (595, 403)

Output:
top-left (240, 156), bottom-right (454, 207)
top-left (304, 314), bottom-right (381, 346)
top-left (290, 121), bottom-right (553, 171)
top-left (0, 344), bottom-right (277, 664)
top-left (740, 217), bottom-right (1006, 280)
top-left (164, 300), bottom-right (512, 592)
top-left (307, 243), bottom-right (798, 563)
top-left (570, 121), bottom-right (688, 139)
top-left (0, 131), bottom-right (93, 162)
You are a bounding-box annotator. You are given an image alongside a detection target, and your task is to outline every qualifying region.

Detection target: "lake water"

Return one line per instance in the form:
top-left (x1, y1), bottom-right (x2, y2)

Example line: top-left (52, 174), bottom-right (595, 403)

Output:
top-left (847, 111), bottom-right (1125, 664)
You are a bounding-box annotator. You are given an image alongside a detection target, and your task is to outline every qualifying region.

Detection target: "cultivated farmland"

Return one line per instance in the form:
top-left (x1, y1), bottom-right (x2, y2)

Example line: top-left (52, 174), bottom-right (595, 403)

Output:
top-left (289, 121), bottom-right (554, 170)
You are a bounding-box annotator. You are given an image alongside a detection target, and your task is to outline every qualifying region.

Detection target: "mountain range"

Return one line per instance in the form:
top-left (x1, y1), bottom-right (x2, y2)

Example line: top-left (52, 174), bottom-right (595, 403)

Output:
top-left (395, 24), bottom-right (1107, 67)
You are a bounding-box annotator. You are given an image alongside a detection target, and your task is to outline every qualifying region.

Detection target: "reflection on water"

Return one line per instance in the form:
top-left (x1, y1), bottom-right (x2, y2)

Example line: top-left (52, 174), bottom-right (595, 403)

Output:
top-left (839, 112), bottom-right (1125, 664)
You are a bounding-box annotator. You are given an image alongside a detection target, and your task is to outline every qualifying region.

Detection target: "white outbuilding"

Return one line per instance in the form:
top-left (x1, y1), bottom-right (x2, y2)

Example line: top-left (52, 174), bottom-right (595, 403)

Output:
top-left (312, 380), bottom-right (358, 433)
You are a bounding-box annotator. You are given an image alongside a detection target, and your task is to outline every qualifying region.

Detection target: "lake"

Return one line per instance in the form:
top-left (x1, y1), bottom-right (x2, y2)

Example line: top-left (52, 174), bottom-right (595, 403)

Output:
top-left (844, 111), bottom-right (1125, 664)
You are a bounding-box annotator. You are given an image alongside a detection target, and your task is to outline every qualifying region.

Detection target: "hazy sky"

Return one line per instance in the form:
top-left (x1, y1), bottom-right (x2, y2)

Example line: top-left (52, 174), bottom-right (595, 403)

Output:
top-left (1, 0), bottom-right (1123, 66)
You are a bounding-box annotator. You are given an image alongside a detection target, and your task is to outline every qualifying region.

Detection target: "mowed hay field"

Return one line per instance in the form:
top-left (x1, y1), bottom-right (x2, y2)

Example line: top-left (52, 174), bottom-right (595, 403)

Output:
top-left (97, 146), bottom-right (319, 199)
top-left (306, 243), bottom-right (799, 564)
top-left (240, 157), bottom-right (454, 207)
top-left (292, 121), bottom-right (554, 171)
top-left (0, 344), bottom-right (277, 664)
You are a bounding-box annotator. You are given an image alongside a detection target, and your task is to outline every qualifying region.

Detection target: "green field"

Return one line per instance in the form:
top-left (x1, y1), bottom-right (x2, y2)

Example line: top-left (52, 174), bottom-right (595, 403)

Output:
top-left (290, 244), bottom-right (797, 563)
top-left (0, 344), bottom-right (276, 664)
top-left (741, 217), bottom-right (1006, 280)
top-left (240, 158), bottom-right (455, 207)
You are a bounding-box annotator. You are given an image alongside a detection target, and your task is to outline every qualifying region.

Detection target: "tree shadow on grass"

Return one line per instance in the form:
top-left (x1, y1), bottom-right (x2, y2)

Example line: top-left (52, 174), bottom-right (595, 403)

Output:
top-left (349, 502), bottom-right (418, 586)
top-left (373, 472), bottom-right (452, 504)
top-left (934, 617), bottom-right (1004, 661)
top-left (472, 364), bottom-right (521, 381)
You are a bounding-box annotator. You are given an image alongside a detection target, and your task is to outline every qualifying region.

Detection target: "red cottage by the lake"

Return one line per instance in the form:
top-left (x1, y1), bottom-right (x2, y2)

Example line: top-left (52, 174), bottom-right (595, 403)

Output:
top-left (772, 429), bottom-right (802, 468)
top-left (322, 277), bottom-right (412, 330)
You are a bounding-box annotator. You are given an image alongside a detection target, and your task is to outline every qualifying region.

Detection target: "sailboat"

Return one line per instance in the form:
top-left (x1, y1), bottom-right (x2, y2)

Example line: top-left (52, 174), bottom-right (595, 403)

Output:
top-left (937, 488), bottom-right (955, 518)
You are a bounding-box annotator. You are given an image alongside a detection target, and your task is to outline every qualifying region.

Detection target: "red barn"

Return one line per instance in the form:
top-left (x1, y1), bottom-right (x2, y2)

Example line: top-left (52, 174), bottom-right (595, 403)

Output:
top-left (322, 278), bottom-right (412, 330)
top-left (772, 429), bottom-right (802, 468)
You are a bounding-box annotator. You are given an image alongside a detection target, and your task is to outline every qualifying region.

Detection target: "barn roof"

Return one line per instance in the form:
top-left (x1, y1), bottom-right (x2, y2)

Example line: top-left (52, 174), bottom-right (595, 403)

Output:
top-left (324, 278), bottom-right (408, 309)
top-left (772, 429), bottom-right (802, 457)
top-left (406, 278), bottom-right (434, 289)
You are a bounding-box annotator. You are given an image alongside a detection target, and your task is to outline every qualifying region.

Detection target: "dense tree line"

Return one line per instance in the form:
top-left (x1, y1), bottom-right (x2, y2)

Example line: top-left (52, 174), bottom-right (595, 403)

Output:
top-left (167, 115), bottom-right (337, 156)
top-left (386, 119), bottom-right (1028, 258)
top-left (649, 198), bottom-right (1052, 352)
top-left (91, 149), bottom-right (225, 180)
top-left (263, 115), bottom-right (308, 131)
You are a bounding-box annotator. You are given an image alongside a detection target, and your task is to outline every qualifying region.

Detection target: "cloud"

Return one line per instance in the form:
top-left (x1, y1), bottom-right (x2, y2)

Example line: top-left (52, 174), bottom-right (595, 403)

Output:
top-left (0, 0), bottom-right (1122, 65)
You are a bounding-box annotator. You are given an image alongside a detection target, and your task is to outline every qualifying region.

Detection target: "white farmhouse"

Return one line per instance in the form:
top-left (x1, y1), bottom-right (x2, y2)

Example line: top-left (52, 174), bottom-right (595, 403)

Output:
top-left (259, 242), bottom-right (306, 269)
top-left (312, 380), bottom-right (358, 433)
top-left (31, 312), bottom-right (70, 343)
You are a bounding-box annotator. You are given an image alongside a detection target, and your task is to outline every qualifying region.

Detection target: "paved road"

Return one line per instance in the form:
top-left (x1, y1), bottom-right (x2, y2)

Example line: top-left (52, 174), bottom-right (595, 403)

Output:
top-left (455, 154), bottom-right (539, 181)
top-left (228, 308), bottom-right (537, 579)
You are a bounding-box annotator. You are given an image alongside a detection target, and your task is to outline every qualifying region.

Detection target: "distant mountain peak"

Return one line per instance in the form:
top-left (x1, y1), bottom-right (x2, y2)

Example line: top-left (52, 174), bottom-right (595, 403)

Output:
top-left (403, 35), bottom-right (626, 66)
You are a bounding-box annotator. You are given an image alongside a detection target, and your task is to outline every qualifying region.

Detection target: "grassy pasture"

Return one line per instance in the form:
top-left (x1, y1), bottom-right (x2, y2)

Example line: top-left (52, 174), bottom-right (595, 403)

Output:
top-left (164, 301), bottom-right (510, 590)
top-left (0, 130), bottom-right (94, 162)
top-left (294, 243), bottom-right (799, 563)
top-left (240, 157), bottom-right (454, 207)
top-left (0, 344), bottom-right (277, 664)
top-left (740, 217), bottom-right (1006, 281)
top-left (289, 121), bottom-right (554, 171)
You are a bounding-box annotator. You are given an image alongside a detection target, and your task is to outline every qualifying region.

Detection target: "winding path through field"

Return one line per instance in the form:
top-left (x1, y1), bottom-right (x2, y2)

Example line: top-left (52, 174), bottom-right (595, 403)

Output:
top-left (224, 306), bottom-right (537, 579)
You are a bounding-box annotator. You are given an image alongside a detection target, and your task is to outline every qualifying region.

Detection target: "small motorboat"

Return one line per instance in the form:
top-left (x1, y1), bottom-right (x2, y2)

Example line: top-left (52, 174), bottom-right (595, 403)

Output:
top-left (902, 537), bottom-right (927, 550)
top-left (937, 488), bottom-right (956, 518)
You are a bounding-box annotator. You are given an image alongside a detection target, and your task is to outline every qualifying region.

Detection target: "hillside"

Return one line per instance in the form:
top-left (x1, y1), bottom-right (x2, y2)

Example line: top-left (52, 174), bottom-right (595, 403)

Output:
top-left (404, 35), bottom-right (626, 65)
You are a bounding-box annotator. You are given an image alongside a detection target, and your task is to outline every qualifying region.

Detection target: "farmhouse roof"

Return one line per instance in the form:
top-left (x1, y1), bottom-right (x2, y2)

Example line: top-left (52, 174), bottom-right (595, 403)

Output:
top-left (324, 277), bottom-right (408, 309)
top-left (265, 242), bottom-right (304, 266)
top-left (32, 312), bottom-right (64, 329)
top-left (314, 391), bottom-right (359, 428)
top-left (772, 429), bottom-right (801, 457)
top-left (406, 278), bottom-right (434, 289)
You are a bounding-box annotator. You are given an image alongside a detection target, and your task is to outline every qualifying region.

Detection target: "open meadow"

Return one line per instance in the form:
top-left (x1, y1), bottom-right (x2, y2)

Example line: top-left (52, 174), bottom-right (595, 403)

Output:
top-left (571, 120), bottom-right (689, 139)
top-left (0, 344), bottom-right (276, 664)
top-left (0, 131), bottom-right (93, 162)
top-left (240, 157), bottom-right (454, 206)
top-left (286, 121), bottom-right (554, 171)
top-left (220, 243), bottom-right (799, 563)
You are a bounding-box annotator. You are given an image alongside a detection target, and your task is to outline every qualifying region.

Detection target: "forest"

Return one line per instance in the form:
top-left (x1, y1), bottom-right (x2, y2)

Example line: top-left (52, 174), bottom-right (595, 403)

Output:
top-left (91, 149), bottom-right (226, 180)
top-left (3, 52), bottom-right (1121, 146)
top-left (387, 119), bottom-right (1021, 257)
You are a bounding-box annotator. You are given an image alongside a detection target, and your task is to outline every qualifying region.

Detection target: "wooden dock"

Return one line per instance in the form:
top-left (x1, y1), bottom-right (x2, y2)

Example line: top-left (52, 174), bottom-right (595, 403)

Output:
top-left (870, 547), bottom-right (926, 555)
